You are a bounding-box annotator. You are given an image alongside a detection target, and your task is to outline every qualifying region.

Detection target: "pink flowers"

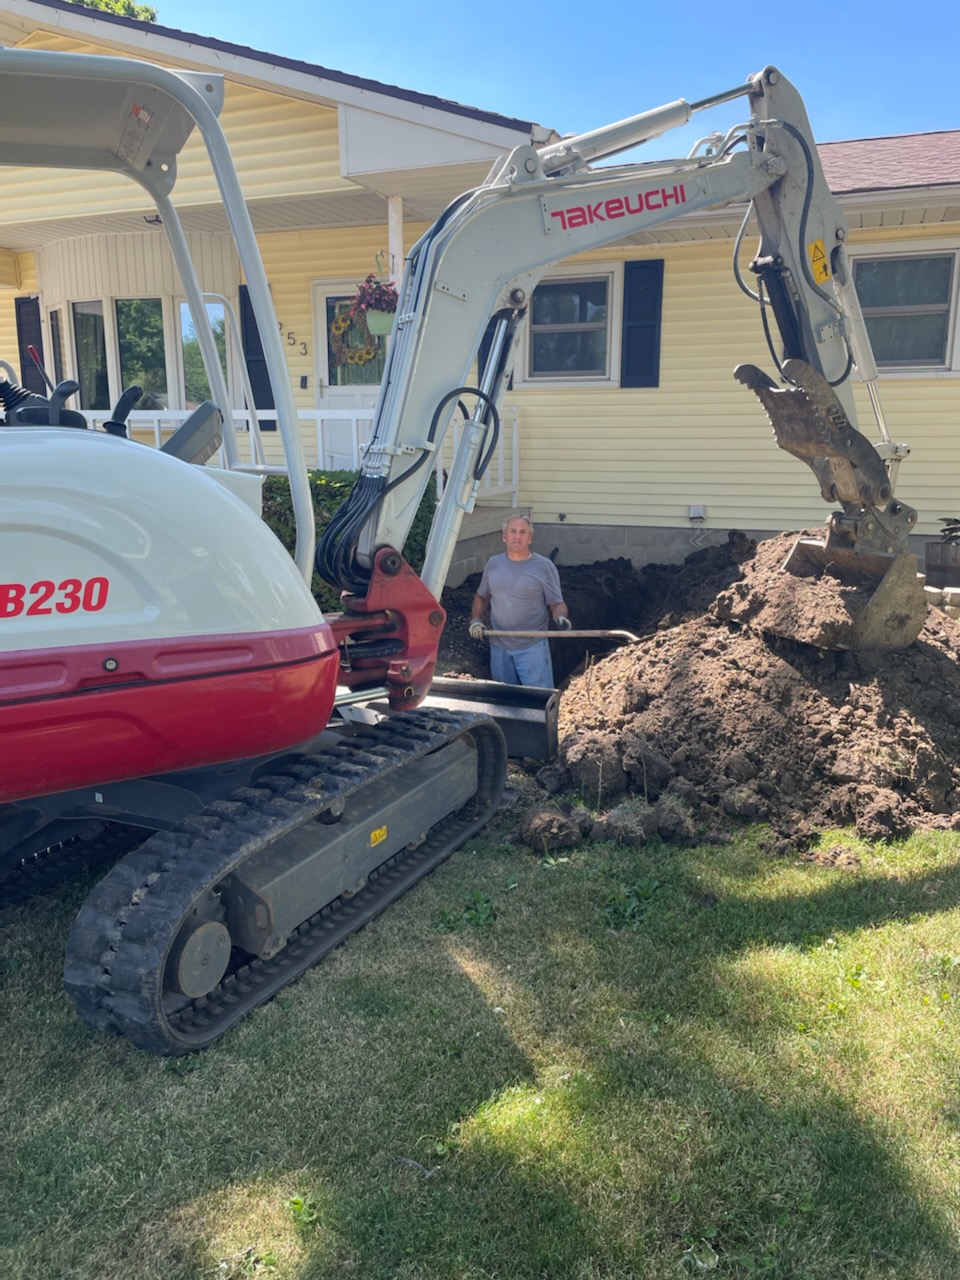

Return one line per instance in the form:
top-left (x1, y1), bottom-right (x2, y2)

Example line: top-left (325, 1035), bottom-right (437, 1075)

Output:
top-left (350, 273), bottom-right (398, 319)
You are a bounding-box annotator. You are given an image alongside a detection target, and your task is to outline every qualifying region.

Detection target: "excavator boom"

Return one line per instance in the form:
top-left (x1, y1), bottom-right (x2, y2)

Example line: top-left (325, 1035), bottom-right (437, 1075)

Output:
top-left (318, 65), bottom-right (924, 650)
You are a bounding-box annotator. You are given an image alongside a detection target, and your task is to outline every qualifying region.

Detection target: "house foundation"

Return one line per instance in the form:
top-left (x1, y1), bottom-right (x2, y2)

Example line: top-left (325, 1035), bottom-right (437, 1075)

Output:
top-left (447, 508), bottom-right (779, 587)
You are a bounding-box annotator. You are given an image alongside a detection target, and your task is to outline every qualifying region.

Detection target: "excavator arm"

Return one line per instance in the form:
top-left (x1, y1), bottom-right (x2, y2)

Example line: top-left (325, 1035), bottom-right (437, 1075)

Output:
top-left (319, 66), bottom-right (922, 668)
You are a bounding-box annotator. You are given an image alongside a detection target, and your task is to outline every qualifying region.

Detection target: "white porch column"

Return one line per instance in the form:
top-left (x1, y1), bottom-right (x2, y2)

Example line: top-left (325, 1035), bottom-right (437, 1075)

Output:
top-left (387, 195), bottom-right (404, 283)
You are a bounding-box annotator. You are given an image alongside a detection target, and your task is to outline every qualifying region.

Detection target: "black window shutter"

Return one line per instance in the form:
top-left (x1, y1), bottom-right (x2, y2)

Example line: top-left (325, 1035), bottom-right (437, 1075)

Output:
top-left (238, 284), bottom-right (276, 430)
top-left (15, 296), bottom-right (45, 395)
top-left (620, 260), bottom-right (664, 388)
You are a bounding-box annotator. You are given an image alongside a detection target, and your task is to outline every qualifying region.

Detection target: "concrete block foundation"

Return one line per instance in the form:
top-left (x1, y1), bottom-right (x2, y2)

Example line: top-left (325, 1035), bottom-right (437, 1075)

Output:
top-left (445, 509), bottom-right (779, 587)
top-left (445, 511), bottom-right (944, 594)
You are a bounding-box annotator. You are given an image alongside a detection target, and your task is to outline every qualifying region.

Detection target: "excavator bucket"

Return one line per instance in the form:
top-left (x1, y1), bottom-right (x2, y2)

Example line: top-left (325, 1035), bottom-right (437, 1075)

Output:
top-left (773, 538), bottom-right (924, 650)
top-left (733, 360), bottom-right (927, 650)
top-left (714, 532), bottom-right (927, 651)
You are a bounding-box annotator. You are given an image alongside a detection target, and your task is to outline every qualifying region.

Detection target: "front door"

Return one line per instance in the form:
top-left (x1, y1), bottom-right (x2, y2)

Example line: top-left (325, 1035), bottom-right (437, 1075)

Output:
top-left (313, 283), bottom-right (388, 471)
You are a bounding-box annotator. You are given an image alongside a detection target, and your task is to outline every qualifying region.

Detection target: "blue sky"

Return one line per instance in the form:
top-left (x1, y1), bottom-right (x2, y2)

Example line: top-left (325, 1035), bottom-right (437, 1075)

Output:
top-left (151, 0), bottom-right (958, 159)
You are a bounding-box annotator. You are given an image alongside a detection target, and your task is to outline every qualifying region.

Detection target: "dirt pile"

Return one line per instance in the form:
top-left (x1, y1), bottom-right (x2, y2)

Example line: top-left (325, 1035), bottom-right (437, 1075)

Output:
top-left (553, 533), bottom-right (960, 846)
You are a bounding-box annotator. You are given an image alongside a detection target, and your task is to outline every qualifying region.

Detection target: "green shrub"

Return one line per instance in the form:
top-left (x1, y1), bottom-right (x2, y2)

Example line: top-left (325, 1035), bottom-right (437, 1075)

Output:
top-left (261, 470), bottom-right (438, 614)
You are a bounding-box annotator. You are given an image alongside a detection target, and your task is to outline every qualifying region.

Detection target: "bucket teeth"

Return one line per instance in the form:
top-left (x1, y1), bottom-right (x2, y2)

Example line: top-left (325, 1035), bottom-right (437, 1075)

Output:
top-left (734, 359), bottom-right (890, 507)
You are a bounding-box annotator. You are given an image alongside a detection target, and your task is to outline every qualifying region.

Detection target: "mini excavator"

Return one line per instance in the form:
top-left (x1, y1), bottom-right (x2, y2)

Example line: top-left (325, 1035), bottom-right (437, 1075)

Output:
top-left (0, 48), bottom-right (924, 1051)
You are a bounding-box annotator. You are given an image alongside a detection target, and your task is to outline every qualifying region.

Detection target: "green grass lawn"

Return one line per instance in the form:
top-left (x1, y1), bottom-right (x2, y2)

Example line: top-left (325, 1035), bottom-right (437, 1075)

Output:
top-left (1, 804), bottom-right (957, 1280)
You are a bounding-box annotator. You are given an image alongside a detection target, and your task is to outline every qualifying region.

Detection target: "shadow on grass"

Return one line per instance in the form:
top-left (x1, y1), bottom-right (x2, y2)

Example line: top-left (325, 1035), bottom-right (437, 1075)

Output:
top-left (2, 837), bottom-right (957, 1279)
top-left (275, 843), bottom-right (959, 1279)
top-left (678, 852), bottom-right (960, 955)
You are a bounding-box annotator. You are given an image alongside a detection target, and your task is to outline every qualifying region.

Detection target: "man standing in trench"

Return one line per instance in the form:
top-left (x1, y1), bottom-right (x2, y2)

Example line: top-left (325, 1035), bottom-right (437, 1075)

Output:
top-left (469, 513), bottom-right (571, 688)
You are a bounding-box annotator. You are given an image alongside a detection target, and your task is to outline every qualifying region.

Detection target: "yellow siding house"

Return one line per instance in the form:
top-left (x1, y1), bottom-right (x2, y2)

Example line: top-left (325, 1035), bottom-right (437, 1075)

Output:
top-left (1, 0), bottom-right (957, 582)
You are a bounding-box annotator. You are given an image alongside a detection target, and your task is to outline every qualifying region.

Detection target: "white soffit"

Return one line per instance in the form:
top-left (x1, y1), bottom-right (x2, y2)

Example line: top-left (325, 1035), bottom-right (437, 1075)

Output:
top-left (338, 103), bottom-right (523, 179)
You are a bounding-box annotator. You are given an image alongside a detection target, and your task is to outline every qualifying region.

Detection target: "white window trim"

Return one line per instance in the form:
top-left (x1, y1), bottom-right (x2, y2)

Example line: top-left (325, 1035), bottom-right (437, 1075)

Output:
top-left (513, 264), bottom-right (621, 389)
top-left (848, 238), bottom-right (960, 379)
top-left (45, 306), bottom-right (65, 384)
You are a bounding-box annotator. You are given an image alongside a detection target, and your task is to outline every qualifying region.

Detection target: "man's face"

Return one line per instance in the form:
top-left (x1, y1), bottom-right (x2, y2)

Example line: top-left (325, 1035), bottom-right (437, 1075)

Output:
top-left (503, 519), bottom-right (534, 558)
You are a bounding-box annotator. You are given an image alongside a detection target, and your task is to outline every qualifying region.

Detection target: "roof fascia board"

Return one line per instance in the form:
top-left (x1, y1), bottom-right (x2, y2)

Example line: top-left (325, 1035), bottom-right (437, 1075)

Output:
top-left (5, 0), bottom-right (540, 144)
top-left (831, 185), bottom-right (960, 205)
top-left (676, 184), bottom-right (960, 224)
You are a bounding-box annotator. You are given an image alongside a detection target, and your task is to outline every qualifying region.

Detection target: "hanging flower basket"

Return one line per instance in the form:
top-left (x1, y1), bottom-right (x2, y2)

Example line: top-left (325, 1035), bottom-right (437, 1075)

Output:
top-left (349, 272), bottom-right (398, 339)
top-left (364, 308), bottom-right (395, 336)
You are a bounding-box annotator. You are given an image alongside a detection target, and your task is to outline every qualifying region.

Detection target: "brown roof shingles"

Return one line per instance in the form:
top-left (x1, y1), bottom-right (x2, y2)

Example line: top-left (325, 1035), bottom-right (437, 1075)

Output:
top-left (817, 131), bottom-right (960, 193)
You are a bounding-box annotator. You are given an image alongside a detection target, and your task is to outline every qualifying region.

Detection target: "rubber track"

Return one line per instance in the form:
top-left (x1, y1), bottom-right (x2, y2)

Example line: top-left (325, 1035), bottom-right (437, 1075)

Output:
top-left (64, 709), bottom-right (506, 1055)
top-left (0, 823), bottom-right (147, 904)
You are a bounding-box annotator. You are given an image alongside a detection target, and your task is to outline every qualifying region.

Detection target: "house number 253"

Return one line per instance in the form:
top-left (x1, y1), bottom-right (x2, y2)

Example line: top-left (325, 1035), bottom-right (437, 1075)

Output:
top-left (277, 323), bottom-right (308, 356)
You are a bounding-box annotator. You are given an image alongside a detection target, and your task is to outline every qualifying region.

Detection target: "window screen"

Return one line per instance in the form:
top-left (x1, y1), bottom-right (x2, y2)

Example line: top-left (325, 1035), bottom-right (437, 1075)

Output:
top-left (854, 255), bottom-right (954, 366)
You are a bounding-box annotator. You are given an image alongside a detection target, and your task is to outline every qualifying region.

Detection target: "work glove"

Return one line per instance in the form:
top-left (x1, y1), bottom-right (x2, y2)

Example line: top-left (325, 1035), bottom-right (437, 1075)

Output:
top-left (469, 620), bottom-right (486, 640)
top-left (555, 615), bottom-right (573, 631)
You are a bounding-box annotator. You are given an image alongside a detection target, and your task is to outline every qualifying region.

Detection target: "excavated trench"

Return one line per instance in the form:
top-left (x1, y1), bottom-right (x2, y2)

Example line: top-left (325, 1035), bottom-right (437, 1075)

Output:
top-left (437, 532), bottom-right (960, 848)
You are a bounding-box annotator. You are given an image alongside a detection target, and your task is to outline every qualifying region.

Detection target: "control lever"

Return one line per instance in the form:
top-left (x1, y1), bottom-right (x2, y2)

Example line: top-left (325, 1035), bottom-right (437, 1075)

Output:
top-left (47, 380), bottom-right (80, 425)
top-left (103, 385), bottom-right (143, 438)
top-left (27, 344), bottom-right (56, 393)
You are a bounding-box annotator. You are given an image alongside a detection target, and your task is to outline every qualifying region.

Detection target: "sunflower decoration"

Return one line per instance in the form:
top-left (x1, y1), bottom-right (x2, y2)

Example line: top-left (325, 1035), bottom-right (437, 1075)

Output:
top-left (329, 307), bottom-right (379, 367)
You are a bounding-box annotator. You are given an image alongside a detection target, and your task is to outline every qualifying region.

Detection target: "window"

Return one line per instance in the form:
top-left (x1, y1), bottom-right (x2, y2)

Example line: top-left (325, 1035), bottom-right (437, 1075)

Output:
top-left (58, 294), bottom-right (236, 414)
top-left (116, 297), bottom-right (168, 409)
top-left (325, 295), bottom-right (388, 387)
top-left (529, 277), bottom-right (608, 377)
top-left (524, 262), bottom-right (664, 386)
top-left (72, 301), bottom-right (109, 410)
top-left (180, 301), bottom-right (227, 408)
top-left (853, 253), bottom-right (956, 368)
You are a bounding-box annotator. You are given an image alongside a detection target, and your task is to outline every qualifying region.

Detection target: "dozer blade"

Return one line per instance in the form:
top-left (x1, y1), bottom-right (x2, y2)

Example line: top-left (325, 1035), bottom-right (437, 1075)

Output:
top-left (366, 677), bottom-right (560, 760)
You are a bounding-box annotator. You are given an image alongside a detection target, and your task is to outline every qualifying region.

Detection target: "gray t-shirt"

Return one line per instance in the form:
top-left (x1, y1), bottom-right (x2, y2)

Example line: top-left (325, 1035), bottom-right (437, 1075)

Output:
top-left (477, 552), bottom-right (563, 651)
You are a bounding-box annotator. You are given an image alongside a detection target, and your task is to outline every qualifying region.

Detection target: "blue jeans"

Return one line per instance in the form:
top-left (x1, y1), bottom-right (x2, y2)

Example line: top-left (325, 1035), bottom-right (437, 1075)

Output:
top-left (490, 640), bottom-right (555, 688)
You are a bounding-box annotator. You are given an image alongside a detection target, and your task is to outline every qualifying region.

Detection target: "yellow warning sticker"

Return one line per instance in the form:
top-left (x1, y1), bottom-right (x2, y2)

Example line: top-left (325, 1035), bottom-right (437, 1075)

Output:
top-left (370, 825), bottom-right (387, 847)
top-left (809, 239), bottom-right (831, 284)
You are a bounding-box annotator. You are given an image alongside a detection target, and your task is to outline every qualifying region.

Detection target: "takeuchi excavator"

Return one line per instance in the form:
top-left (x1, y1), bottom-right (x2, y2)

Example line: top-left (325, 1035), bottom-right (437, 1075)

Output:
top-left (0, 49), bottom-right (926, 1052)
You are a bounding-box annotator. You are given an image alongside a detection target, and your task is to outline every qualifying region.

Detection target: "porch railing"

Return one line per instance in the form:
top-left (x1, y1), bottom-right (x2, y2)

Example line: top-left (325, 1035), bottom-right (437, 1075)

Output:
top-left (79, 404), bottom-right (521, 506)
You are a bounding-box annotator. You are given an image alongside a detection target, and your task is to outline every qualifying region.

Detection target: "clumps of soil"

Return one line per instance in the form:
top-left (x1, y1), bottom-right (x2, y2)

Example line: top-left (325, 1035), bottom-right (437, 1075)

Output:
top-left (553, 532), bottom-right (960, 847)
top-left (631, 530), bottom-right (757, 632)
top-left (439, 531), bottom-right (959, 848)
top-left (713, 531), bottom-right (927, 651)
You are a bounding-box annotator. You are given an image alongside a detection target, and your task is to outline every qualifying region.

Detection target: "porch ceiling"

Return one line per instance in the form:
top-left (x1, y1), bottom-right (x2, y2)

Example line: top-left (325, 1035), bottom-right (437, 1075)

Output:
top-left (0, 11), bottom-right (34, 45)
